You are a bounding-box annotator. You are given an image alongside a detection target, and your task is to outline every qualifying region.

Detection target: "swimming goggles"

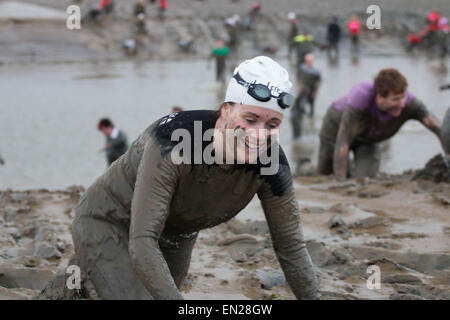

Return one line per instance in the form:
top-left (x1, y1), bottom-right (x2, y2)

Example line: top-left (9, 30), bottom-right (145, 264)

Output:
top-left (233, 73), bottom-right (294, 109)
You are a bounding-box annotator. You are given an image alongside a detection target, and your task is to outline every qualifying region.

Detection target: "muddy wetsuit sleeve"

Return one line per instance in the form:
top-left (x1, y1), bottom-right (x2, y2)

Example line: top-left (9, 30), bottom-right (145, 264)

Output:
top-left (128, 137), bottom-right (183, 300)
top-left (257, 175), bottom-right (320, 300)
top-left (409, 98), bottom-right (447, 152)
top-left (407, 98), bottom-right (429, 121)
top-left (333, 107), bottom-right (363, 179)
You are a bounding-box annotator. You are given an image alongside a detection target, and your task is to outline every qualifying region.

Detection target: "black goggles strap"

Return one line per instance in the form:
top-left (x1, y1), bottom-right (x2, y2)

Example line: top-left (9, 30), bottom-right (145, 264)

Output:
top-left (232, 73), bottom-right (293, 108)
top-left (233, 73), bottom-right (252, 87)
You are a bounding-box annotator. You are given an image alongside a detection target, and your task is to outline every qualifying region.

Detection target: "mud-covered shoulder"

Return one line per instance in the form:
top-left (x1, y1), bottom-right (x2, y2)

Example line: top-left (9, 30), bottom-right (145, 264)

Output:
top-left (404, 97), bottom-right (429, 121)
top-left (152, 110), bottom-right (219, 157)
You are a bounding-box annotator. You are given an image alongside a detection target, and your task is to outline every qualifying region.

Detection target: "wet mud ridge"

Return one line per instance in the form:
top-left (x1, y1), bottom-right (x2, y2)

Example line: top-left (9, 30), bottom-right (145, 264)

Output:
top-left (1, 157), bottom-right (449, 300)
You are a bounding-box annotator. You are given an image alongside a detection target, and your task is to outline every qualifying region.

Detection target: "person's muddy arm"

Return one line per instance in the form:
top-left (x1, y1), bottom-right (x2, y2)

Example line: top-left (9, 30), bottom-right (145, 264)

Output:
top-left (129, 138), bottom-right (183, 300)
top-left (333, 107), bottom-right (362, 180)
top-left (411, 98), bottom-right (449, 155)
top-left (422, 113), bottom-right (448, 155)
top-left (258, 179), bottom-right (320, 300)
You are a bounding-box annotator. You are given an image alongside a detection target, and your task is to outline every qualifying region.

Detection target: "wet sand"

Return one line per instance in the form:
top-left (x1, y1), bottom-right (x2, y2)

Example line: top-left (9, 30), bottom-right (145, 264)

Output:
top-left (1, 161), bottom-right (449, 300)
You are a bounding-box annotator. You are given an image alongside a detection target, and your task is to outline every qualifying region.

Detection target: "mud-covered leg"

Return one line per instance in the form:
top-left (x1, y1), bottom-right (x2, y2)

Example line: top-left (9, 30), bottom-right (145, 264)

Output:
top-left (159, 233), bottom-right (198, 289)
top-left (317, 137), bottom-right (334, 175)
top-left (354, 143), bottom-right (381, 178)
top-left (72, 217), bottom-right (153, 300)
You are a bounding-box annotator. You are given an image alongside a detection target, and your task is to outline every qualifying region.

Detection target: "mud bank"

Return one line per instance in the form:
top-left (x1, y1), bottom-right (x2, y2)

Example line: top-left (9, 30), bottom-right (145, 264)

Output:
top-left (1, 158), bottom-right (448, 300)
top-left (1, 0), bottom-right (450, 65)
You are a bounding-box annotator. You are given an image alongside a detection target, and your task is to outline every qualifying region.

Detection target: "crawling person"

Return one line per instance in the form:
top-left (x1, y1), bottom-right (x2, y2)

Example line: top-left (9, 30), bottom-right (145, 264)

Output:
top-left (318, 68), bottom-right (448, 180)
top-left (41, 56), bottom-right (319, 300)
top-left (442, 106), bottom-right (450, 159)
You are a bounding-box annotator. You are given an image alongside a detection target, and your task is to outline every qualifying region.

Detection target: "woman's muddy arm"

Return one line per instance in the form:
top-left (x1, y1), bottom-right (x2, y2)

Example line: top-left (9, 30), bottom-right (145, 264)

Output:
top-left (258, 182), bottom-right (320, 300)
top-left (129, 138), bottom-right (183, 299)
top-left (333, 107), bottom-right (361, 180)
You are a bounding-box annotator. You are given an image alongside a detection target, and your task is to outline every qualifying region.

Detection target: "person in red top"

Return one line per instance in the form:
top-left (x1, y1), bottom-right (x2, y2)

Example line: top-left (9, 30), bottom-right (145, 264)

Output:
top-left (158, 0), bottom-right (167, 18)
top-left (348, 14), bottom-right (360, 36)
top-left (88, 0), bottom-right (113, 21)
top-left (425, 9), bottom-right (441, 49)
top-left (348, 14), bottom-right (360, 55)
top-left (427, 9), bottom-right (440, 32)
top-left (98, 0), bottom-right (114, 14)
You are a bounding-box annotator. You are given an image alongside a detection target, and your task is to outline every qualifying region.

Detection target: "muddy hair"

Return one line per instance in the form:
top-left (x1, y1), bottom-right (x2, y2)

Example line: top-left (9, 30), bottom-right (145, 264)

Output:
top-left (374, 68), bottom-right (408, 97)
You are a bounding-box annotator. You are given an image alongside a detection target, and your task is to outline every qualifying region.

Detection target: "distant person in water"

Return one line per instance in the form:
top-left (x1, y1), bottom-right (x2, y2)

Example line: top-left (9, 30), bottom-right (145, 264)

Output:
top-left (0, 152), bottom-right (4, 166)
top-left (287, 12), bottom-right (298, 61)
top-left (348, 14), bottom-right (360, 55)
top-left (293, 31), bottom-right (316, 67)
top-left (123, 38), bottom-right (138, 56)
top-left (326, 16), bottom-right (341, 60)
top-left (158, 0), bottom-right (167, 18)
top-left (89, 0), bottom-right (114, 21)
top-left (291, 53), bottom-right (321, 139)
top-left (318, 68), bottom-right (447, 180)
top-left (97, 118), bottom-right (129, 166)
top-left (225, 14), bottom-right (240, 50)
top-left (134, 1), bottom-right (146, 17)
top-left (210, 39), bottom-right (230, 83)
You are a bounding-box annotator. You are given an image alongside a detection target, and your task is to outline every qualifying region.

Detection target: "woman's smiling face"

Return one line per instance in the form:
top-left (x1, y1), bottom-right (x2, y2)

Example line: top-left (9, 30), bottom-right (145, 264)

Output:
top-left (218, 103), bottom-right (283, 164)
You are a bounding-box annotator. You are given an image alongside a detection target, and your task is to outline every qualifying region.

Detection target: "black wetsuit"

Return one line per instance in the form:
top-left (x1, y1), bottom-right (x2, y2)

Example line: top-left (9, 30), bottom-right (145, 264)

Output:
top-left (326, 22), bottom-right (341, 57)
top-left (105, 129), bottom-right (128, 166)
top-left (71, 110), bottom-right (320, 300)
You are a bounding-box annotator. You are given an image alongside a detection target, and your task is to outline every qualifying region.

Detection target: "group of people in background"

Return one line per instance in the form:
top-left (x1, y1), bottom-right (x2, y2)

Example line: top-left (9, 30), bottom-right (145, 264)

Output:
top-left (86, 3), bottom-right (449, 182)
top-left (407, 9), bottom-right (449, 58)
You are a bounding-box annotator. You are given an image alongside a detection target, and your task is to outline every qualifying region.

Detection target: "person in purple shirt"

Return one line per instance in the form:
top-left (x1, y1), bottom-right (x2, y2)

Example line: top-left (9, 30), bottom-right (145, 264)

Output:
top-left (318, 68), bottom-right (447, 180)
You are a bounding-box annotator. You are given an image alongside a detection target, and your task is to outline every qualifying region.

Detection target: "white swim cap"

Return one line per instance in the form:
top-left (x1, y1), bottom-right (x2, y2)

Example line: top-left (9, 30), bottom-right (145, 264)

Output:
top-left (224, 56), bottom-right (293, 114)
top-left (288, 12), bottom-right (296, 20)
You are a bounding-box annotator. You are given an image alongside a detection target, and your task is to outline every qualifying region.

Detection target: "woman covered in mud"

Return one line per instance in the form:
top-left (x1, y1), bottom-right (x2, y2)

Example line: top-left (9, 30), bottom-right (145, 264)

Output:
top-left (46, 56), bottom-right (320, 300)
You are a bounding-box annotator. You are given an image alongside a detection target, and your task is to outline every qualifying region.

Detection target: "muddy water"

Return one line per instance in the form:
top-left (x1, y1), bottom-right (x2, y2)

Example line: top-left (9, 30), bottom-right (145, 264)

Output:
top-left (0, 55), bottom-right (449, 190)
